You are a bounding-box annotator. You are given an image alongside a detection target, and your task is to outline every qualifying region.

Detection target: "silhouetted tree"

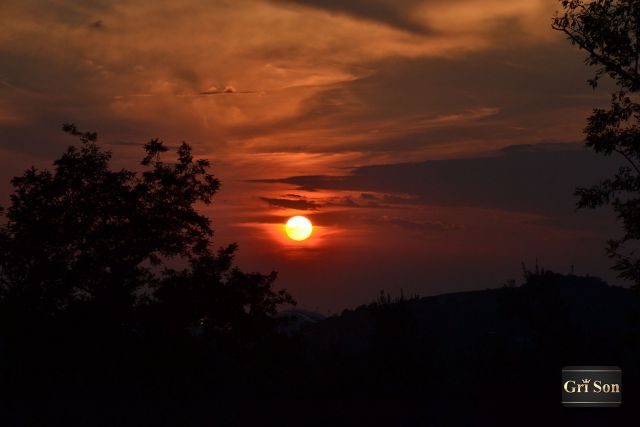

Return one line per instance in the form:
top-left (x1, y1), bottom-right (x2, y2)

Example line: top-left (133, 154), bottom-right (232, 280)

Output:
top-left (553, 0), bottom-right (640, 287)
top-left (0, 124), bottom-right (293, 339)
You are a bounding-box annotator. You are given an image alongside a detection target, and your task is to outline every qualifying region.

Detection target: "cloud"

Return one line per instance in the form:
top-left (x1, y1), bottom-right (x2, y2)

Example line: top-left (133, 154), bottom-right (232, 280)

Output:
top-left (0, 0), bottom-right (598, 168)
top-left (260, 196), bottom-right (320, 210)
top-left (270, 0), bottom-right (432, 34)
top-left (269, 0), bottom-right (557, 41)
top-left (225, 40), bottom-right (602, 159)
top-left (252, 143), bottom-right (624, 217)
top-left (0, 0), bottom-right (616, 231)
top-left (258, 192), bottom-right (405, 211)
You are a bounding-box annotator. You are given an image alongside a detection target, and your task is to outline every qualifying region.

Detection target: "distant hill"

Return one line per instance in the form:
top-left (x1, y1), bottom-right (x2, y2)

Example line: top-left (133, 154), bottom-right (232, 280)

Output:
top-left (303, 272), bottom-right (640, 361)
top-left (269, 271), bottom-right (640, 425)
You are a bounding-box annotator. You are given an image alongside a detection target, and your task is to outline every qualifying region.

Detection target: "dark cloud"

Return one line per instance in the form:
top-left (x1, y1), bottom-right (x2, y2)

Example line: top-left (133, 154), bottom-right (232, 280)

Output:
top-left (251, 175), bottom-right (342, 192)
top-left (270, 0), bottom-right (431, 34)
top-left (253, 143), bottom-right (624, 217)
top-left (260, 196), bottom-right (320, 210)
top-left (259, 193), bottom-right (406, 211)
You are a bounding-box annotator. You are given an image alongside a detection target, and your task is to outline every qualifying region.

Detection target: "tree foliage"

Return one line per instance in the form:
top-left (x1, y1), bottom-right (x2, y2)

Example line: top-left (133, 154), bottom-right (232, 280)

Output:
top-left (0, 124), bottom-right (294, 338)
top-left (553, 0), bottom-right (640, 287)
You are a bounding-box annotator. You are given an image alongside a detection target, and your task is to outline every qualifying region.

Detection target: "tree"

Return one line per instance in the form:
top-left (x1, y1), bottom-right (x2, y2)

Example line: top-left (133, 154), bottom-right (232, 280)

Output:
top-left (0, 124), bottom-right (294, 338)
top-left (553, 0), bottom-right (640, 287)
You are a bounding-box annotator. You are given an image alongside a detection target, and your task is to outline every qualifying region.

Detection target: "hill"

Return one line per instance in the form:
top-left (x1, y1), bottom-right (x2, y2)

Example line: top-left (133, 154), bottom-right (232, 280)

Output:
top-left (2, 271), bottom-right (639, 426)
top-left (270, 271), bottom-right (640, 425)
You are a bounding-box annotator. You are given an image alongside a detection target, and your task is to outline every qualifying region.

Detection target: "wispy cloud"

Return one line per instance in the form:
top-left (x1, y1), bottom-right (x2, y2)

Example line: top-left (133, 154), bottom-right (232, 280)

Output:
top-left (260, 196), bottom-right (320, 210)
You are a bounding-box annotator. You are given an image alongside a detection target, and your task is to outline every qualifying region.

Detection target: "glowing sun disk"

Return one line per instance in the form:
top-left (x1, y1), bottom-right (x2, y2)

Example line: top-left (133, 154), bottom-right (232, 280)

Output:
top-left (285, 216), bottom-right (313, 241)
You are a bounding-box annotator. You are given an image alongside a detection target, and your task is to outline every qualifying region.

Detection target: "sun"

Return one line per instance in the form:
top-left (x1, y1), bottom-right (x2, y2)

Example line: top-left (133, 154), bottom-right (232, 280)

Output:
top-left (285, 216), bottom-right (313, 241)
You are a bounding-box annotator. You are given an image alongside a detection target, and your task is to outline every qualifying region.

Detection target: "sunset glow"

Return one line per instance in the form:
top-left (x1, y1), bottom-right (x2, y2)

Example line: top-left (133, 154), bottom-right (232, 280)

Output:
top-left (0, 0), bottom-right (622, 311)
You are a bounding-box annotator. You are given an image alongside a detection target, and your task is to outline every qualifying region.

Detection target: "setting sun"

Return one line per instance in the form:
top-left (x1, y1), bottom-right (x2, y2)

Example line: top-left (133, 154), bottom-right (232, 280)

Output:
top-left (285, 216), bottom-right (313, 241)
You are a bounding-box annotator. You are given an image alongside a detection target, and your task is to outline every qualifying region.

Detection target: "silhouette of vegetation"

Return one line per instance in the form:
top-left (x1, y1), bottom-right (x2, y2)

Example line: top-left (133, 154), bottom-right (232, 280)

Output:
top-left (0, 124), bottom-right (294, 344)
top-left (369, 288), bottom-right (419, 307)
top-left (292, 271), bottom-right (640, 426)
top-left (553, 0), bottom-right (640, 287)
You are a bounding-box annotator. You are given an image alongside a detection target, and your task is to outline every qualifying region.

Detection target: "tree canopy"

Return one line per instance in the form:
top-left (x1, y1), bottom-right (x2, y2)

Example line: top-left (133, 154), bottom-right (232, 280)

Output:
top-left (0, 124), bottom-right (294, 338)
top-left (553, 0), bottom-right (640, 287)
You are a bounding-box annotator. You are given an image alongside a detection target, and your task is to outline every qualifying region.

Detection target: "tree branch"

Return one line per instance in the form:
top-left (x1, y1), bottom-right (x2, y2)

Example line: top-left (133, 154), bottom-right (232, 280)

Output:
top-left (554, 26), bottom-right (638, 87)
top-left (615, 148), bottom-right (640, 176)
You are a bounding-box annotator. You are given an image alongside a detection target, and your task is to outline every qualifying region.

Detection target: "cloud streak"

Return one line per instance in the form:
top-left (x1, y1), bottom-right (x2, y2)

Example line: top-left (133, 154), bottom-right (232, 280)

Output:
top-left (253, 144), bottom-right (623, 218)
top-left (270, 0), bottom-right (432, 34)
top-left (260, 196), bottom-right (320, 210)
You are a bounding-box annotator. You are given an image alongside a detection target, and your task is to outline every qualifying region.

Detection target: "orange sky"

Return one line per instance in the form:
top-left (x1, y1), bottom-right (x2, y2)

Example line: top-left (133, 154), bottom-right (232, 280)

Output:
top-left (0, 0), bottom-right (623, 311)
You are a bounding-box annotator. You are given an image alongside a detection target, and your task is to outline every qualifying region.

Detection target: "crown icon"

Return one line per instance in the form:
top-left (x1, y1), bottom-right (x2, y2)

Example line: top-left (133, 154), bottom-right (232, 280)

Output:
top-left (582, 379), bottom-right (590, 384)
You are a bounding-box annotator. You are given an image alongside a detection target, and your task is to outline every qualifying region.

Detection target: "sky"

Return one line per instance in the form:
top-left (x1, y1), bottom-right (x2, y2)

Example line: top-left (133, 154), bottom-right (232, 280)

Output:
top-left (0, 0), bottom-right (625, 312)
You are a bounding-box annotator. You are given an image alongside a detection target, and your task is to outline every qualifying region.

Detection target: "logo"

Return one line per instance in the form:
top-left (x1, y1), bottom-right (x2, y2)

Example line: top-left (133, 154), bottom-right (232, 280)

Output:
top-left (562, 366), bottom-right (621, 407)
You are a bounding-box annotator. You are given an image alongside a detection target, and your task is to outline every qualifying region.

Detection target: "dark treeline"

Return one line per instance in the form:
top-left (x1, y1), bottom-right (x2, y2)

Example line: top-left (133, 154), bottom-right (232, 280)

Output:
top-left (1, 262), bottom-right (639, 425)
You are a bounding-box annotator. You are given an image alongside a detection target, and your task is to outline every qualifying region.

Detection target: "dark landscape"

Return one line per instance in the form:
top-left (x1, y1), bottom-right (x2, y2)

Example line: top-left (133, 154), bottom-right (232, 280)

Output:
top-left (1, 0), bottom-right (640, 425)
top-left (1, 268), bottom-right (639, 425)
